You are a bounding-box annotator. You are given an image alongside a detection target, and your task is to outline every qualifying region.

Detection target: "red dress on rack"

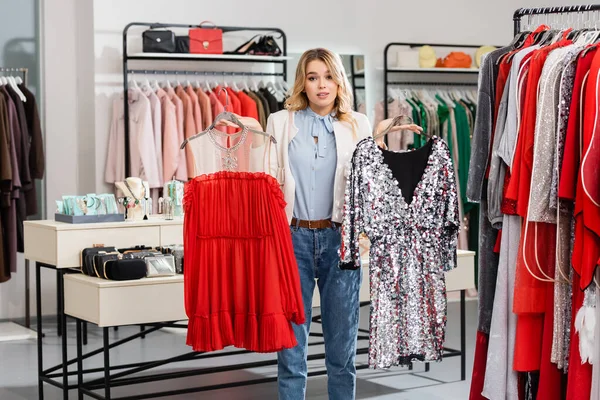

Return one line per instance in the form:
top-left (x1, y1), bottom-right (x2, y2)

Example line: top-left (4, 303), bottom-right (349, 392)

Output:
top-left (559, 46), bottom-right (597, 400)
top-left (507, 39), bottom-right (573, 379)
top-left (575, 47), bottom-right (600, 290)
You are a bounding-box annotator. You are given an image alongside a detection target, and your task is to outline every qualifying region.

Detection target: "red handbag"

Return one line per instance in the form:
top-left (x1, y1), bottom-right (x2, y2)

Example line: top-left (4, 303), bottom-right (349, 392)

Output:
top-left (189, 21), bottom-right (223, 54)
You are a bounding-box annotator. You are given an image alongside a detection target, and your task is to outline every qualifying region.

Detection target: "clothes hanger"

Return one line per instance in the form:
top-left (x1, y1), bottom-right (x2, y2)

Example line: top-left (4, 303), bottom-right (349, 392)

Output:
top-left (129, 72), bottom-right (140, 90)
top-left (181, 87), bottom-right (277, 149)
top-left (184, 71), bottom-right (192, 88)
top-left (241, 74), bottom-right (250, 91)
top-left (8, 76), bottom-right (26, 101)
top-left (162, 71), bottom-right (173, 89)
top-left (278, 76), bottom-right (290, 92)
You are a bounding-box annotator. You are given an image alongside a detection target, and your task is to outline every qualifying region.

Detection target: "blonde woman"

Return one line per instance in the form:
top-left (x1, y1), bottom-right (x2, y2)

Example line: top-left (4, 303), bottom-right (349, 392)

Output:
top-left (219, 48), bottom-right (420, 399)
top-left (267, 48), bottom-right (370, 400)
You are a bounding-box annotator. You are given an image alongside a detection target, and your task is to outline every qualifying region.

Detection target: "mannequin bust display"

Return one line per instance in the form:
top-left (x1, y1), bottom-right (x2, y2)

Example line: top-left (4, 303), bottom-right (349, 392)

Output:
top-left (115, 177), bottom-right (150, 221)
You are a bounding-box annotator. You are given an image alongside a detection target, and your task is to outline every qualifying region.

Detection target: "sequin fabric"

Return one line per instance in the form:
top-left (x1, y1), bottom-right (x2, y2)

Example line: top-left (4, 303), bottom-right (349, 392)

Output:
top-left (340, 136), bottom-right (459, 369)
top-left (552, 214), bottom-right (574, 371)
top-left (550, 47), bottom-right (580, 212)
top-left (529, 47), bottom-right (572, 223)
top-left (547, 46), bottom-right (580, 371)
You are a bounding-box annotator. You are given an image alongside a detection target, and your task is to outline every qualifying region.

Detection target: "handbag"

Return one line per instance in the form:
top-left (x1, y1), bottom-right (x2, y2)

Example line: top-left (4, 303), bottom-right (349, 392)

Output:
top-left (160, 245), bottom-right (184, 274)
top-left (175, 35), bottom-right (190, 53)
top-left (122, 250), bottom-right (163, 260)
top-left (189, 21), bottom-right (223, 54)
top-left (142, 29), bottom-right (176, 53)
top-left (81, 246), bottom-right (117, 276)
top-left (93, 252), bottom-right (120, 279)
top-left (442, 52), bottom-right (473, 68)
top-left (118, 245), bottom-right (155, 253)
top-left (145, 255), bottom-right (176, 277)
top-left (105, 259), bottom-right (147, 281)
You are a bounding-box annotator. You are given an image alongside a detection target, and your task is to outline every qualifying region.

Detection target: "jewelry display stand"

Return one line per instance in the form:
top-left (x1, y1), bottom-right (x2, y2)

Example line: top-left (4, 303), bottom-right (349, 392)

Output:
top-left (115, 177), bottom-right (150, 221)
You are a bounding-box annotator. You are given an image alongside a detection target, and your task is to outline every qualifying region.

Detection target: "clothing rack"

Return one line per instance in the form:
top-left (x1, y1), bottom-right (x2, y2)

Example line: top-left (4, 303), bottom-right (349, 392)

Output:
top-left (0, 66), bottom-right (37, 343)
top-left (349, 55), bottom-right (365, 111)
top-left (383, 42), bottom-right (493, 119)
top-left (122, 22), bottom-right (289, 177)
top-left (513, 4), bottom-right (600, 34)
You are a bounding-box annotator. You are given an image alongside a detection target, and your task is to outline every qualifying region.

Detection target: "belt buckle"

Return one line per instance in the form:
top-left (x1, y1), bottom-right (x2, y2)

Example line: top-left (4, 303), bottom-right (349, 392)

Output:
top-left (307, 220), bottom-right (313, 229)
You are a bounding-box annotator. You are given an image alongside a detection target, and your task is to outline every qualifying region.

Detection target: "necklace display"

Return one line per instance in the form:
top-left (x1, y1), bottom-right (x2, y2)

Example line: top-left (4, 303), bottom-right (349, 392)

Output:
top-left (207, 126), bottom-right (248, 171)
top-left (123, 180), bottom-right (149, 220)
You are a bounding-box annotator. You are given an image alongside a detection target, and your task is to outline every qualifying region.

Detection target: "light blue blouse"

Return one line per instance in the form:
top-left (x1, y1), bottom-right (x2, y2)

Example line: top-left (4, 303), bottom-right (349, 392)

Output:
top-left (288, 107), bottom-right (338, 221)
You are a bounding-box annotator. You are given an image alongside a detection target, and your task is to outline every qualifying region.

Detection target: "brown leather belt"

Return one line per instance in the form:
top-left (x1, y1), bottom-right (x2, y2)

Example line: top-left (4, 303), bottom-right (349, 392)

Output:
top-left (291, 218), bottom-right (339, 230)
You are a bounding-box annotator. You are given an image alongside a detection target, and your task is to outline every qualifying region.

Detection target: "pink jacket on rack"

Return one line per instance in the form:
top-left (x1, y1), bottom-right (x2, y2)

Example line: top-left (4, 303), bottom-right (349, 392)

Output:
top-left (166, 86), bottom-right (187, 181)
top-left (156, 88), bottom-right (179, 184)
top-left (105, 88), bottom-right (160, 188)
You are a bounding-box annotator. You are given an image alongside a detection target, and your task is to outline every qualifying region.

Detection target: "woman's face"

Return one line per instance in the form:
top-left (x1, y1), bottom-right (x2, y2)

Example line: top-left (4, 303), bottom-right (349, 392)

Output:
top-left (304, 59), bottom-right (339, 115)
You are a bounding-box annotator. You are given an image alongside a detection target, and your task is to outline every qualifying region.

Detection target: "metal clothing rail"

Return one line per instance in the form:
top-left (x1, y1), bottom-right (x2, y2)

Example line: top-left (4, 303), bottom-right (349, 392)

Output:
top-left (383, 43), bottom-right (489, 119)
top-left (127, 69), bottom-right (285, 77)
top-left (513, 4), bottom-right (600, 34)
top-left (0, 66), bottom-right (28, 85)
top-left (122, 22), bottom-right (288, 177)
top-left (387, 81), bottom-right (479, 87)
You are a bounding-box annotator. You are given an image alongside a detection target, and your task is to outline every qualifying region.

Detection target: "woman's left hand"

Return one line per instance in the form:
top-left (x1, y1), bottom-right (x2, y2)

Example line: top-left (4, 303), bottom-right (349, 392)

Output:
top-left (375, 118), bottom-right (424, 136)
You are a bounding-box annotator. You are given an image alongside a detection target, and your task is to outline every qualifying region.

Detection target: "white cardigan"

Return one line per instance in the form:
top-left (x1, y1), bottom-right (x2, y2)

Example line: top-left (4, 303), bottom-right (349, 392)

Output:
top-left (266, 109), bottom-right (372, 224)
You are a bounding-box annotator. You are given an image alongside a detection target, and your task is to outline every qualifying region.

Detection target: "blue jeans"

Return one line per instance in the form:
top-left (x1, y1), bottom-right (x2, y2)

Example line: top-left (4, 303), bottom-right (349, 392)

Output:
top-left (277, 225), bottom-right (362, 400)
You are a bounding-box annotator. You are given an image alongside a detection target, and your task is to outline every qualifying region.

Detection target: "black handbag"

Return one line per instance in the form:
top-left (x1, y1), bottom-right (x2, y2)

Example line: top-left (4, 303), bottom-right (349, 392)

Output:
top-left (105, 259), bottom-right (147, 281)
top-left (93, 253), bottom-right (120, 279)
top-left (142, 30), bottom-right (176, 53)
top-left (81, 247), bottom-right (116, 276)
top-left (175, 36), bottom-right (190, 53)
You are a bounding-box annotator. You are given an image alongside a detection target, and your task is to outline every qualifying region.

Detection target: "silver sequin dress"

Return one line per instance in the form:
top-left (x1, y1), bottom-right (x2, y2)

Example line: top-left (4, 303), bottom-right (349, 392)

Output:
top-left (340, 136), bottom-right (459, 369)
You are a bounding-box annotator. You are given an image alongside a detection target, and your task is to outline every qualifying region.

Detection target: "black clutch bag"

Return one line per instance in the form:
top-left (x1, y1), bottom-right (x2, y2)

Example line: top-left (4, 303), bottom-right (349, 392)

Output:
top-left (81, 247), bottom-right (116, 276)
top-left (142, 30), bottom-right (176, 53)
top-left (175, 36), bottom-right (189, 53)
top-left (93, 253), bottom-right (120, 278)
top-left (105, 259), bottom-right (147, 281)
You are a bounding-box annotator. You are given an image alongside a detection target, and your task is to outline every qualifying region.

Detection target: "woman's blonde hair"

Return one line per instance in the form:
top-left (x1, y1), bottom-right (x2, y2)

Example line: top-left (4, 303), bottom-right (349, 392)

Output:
top-left (285, 48), bottom-right (356, 132)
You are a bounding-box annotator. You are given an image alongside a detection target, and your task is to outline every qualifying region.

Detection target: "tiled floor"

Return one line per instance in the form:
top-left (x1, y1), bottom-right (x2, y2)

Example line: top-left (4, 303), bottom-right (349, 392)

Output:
top-left (0, 299), bottom-right (477, 399)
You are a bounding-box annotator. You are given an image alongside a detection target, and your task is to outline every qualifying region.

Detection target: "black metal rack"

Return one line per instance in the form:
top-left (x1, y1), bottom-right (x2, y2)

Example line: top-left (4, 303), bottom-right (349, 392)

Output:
top-left (349, 55), bottom-right (365, 111)
top-left (383, 42), bottom-right (487, 119)
top-left (513, 4), bottom-right (600, 35)
top-left (122, 22), bottom-right (289, 176)
top-left (0, 67), bottom-right (28, 84)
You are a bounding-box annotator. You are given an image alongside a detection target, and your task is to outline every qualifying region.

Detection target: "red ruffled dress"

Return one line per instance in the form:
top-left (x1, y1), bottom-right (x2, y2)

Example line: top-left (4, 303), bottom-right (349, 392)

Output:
top-left (182, 129), bottom-right (305, 353)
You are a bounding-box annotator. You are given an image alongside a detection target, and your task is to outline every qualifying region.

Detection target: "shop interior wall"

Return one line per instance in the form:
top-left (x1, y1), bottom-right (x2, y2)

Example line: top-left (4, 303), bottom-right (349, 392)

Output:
top-left (1, 0), bottom-right (578, 320)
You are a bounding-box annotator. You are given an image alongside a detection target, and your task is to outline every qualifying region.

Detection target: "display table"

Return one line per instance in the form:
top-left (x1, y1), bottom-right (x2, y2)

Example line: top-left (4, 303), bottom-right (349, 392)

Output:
top-left (24, 217), bottom-right (184, 400)
top-left (25, 217), bottom-right (476, 399)
top-left (64, 275), bottom-right (186, 327)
